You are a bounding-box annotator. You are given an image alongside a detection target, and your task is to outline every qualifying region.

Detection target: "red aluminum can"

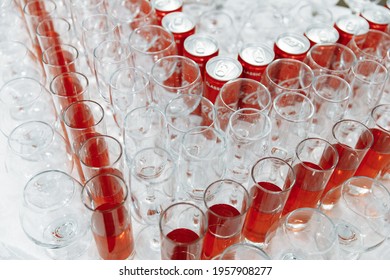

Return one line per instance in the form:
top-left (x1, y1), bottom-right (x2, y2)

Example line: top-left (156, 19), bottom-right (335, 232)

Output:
top-left (304, 24), bottom-right (339, 47)
top-left (183, 34), bottom-right (219, 79)
top-left (273, 33), bottom-right (311, 61)
top-left (334, 14), bottom-right (369, 45)
top-left (204, 56), bottom-right (242, 104)
top-left (237, 42), bottom-right (274, 82)
top-left (162, 12), bottom-right (195, 56)
top-left (151, 0), bottom-right (183, 26)
top-left (360, 5), bottom-right (390, 32)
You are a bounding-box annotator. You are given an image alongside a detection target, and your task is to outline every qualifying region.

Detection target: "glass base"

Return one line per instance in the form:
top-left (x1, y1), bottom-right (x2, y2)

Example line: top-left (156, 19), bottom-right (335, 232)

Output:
top-left (135, 225), bottom-right (161, 260)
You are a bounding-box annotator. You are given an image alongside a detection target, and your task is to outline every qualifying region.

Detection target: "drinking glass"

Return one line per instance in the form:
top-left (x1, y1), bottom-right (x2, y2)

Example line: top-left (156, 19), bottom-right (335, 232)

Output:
top-left (242, 157), bottom-right (296, 245)
top-left (282, 137), bottom-right (339, 215)
top-left (5, 121), bottom-right (73, 183)
top-left (81, 14), bottom-right (119, 72)
top-left (261, 58), bottom-right (314, 100)
top-left (296, 3), bottom-right (333, 32)
top-left (123, 105), bottom-right (167, 164)
top-left (129, 147), bottom-right (176, 259)
top-left (0, 77), bottom-right (57, 138)
top-left (82, 173), bottom-right (135, 260)
top-left (217, 243), bottom-right (271, 260)
top-left (150, 55), bottom-right (203, 111)
top-left (165, 94), bottom-right (216, 158)
top-left (20, 170), bottom-right (91, 259)
top-left (308, 74), bottom-right (352, 139)
top-left (304, 43), bottom-right (357, 79)
top-left (177, 126), bottom-right (226, 201)
top-left (225, 108), bottom-right (271, 183)
top-left (93, 40), bottom-right (133, 103)
top-left (268, 91), bottom-right (315, 161)
top-left (320, 176), bottom-right (390, 259)
top-left (159, 202), bottom-right (207, 260)
top-left (109, 67), bottom-right (151, 128)
top-left (78, 135), bottom-right (124, 181)
top-left (345, 59), bottom-right (388, 122)
top-left (215, 78), bottom-right (272, 132)
top-left (0, 41), bottom-right (45, 88)
top-left (62, 100), bottom-right (107, 183)
top-left (347, 29), bottom-right (390, 63)
top-left (108, 0), bottom-right (157, 42)
top-left (201, 179), bottom-right (251, 260)
top-left (321, 119), bottom-right (374, 199)
top-left (36, 17), bottom-right (74, 52)
top-left (264, 208), bottom-right (339, 259)
top-left (128, 25), bottom-right (177, 74)
top-left (42, 44), bottom-right (80, 81)
top-left (354, 104), bottom-right (390, 179)
top-left (344, 0), bottom-right (381, 15)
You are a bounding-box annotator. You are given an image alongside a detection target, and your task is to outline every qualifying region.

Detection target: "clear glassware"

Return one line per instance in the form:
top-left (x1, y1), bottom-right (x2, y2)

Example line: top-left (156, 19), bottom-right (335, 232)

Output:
top-left (217, 243), bottom-right (271, 260)
top-left (344, 0), bottom-right (380, 15)
top-left (264, 208), bottom-right (340, 260)
top-left (19, 170), bottom-right (91, 259)
top-left (36, 17), bottom-right (74, 52)
top-left (320, 176), bottom-right (390, 259)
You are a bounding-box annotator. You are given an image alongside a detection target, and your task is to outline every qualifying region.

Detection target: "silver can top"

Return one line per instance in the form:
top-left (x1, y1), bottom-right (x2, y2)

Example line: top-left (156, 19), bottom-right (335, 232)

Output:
top-left (151, 0), bottom-right (183, 11)
top-left (184, 34), bottom-right (219, 57)
top-left (361, 5), bottom-right (390, 25)
top-left (162, 12), bottom-right (195, 33)
top-left (305, 25), bottom-right (339, 44)
top-left (239, 43), bottom-right (275, 66)
top-left (275, 33), bottom-right (310, 55)
top-left (206, 56), bottom-right (242, 81)
top-left (336, 14), bottom-right (369, 35)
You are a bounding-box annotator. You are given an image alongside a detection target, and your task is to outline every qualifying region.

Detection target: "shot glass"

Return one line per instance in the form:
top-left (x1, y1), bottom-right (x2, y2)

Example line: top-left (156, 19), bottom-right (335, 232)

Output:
top-left (82, 173), bottom-right (135, 260)
top-left (159, 202), bottom-right (207, 260)
top-left (201, 179), bottom-right (251, 260)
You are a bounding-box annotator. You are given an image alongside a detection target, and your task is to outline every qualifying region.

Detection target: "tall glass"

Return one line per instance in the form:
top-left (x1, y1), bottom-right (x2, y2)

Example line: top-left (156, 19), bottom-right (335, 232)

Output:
top-left (36, 17), bottom-right (74, 52)
top-left (82, 173), bottom-right (135, 260)
top-left (201, 179), bottom-right (250, 260)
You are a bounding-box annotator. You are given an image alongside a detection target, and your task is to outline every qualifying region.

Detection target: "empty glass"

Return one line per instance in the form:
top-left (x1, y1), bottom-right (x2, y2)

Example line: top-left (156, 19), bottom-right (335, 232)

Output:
top-left (19, 170), bottom-right (91, 259)
top-left (217, 243), bottom-right (271, 260)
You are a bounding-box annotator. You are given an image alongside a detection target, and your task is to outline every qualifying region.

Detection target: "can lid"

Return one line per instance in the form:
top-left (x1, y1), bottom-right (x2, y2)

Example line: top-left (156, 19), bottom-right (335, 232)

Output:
top-left (361, 5), bottom-right (390, 25)
top-left (239, 43), bottom-right (275, 66)
top-left (206, 56), bottom-right (242, 81)
top-left (162, 12), bottom-right (195, 33)
top-left (151, 0), bottom-right (183, 12)
top-left (335, 14), bottom-right (369, 35)
top-left (275, 33), bottom-right (310, 55)
top-left (184, 34), bottom-right (219, 57)
top-left (305, 25), bottom-right (339, 44)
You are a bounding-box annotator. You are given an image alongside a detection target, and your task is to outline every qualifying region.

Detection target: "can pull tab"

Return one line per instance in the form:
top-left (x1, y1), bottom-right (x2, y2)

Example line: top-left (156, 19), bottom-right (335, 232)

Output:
top-left (283, 37), bottom-right (304, 50)
top-left (215, 61), bottom-right (234, 78)
top-left (253, 47), bottom-right (266, 64)
top-left (195, 41), bottom-right (206, 55)
top-left (345, 21), bottom-right (357, 33)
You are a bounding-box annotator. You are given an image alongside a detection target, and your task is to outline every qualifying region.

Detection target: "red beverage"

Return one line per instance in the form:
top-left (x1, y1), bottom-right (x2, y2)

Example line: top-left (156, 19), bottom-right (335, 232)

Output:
top-left (92, 202), bottom-right (134, 260)
top-left (242, 182), bottom-right (283, 243)
top-left (237, 43), bottom-right (274, 82)
top-left (152, 0), bottom-right (183, 26)
top-left (273, 33), bottom-right (310, 61)
top-left (201, 204), bottom-right (242, 260)
top-left (334, 14), bottom-right (369, 45)
top-left (204, 56), bottom-right (242, 104)
top-left (162, 12), bottom-right (195, 56)
top-left (283, 161), bottom-right (331, 215)
top-left (304, 25), bottom-right (339, 47)
top-left (354, 128), bottom-right (390, 178)
top-left (165, 228), bottom-right (200, 260)
top-left (183, 34), bottom-right (219, 79)
top-left (360, 6), bottom-right (390, 32)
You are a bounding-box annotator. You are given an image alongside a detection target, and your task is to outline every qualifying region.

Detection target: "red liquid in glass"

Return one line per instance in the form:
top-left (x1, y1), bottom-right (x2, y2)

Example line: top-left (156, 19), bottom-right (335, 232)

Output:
top-left (92, 202), bottom-right (134, 260)
top-left (242, 182), bottom-right (283, 243)
top-left (201, 204), bottom-right (242, 260)
top-left (282, 161), bottom-right (329, 215)
top-left (354, 128), bottom-right (390, 178)
top-left (165, 228), bottom-right (200, 260)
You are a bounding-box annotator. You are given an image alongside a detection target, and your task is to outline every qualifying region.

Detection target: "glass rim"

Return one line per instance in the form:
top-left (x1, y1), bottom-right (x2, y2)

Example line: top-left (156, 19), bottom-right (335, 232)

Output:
top-left (78, 134), bottom-right (123, 169)
top-left (128, 25), bottom-right (176, 55)
top-left (23, 0), bottom-right (57, 17)
top-left (311, 74), bottom-right (351, 103)
top-left (159, 201), bottom-right (207, 247)
top-left (0, 77), bottom-right (45, 107)
top-left (81, 13), bottom-right (117, 34)
top-left (204, 179), bottom-right (251, 219)
top-left (272, 91), bottom-right (315, 123)
top-left (250, 156), bottom-right (296, 193)
top-left (93, 39), bottom-right (131, 63)
top-left (61, 99), bottom-right (105, 130)
top-left (124, 105), bottom-right (165, 129)
top-left (219, 242), bottom-right (271, 260)
top-left (36, 17), bottom-right (71, 38)
top-left (295, 137), bottom-right (339, 171)
top-left (0, 40), bottom-right (29, 65)
top-left (331, 119), bottom-right (374, 151)
top-left (81, 173), bottom-right (129, 213)
top-left (371, 103), bottom-right (390, 132)
top-left (351, 59), bottom-right (389, 85)
top-left (49, 71), bottom-right (89, 98)
top-left (109, 66), bottom-right (150, 92)
top-left (41, 43), bottom-right (79, 66)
